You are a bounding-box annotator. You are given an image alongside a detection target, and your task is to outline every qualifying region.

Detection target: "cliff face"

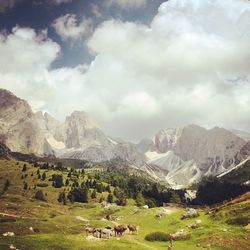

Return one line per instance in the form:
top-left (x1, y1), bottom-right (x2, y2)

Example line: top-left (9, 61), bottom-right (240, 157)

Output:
top-left (0, 89), bottom-right (51, 155)
top-left (146, 125), bottom-right (247, 187)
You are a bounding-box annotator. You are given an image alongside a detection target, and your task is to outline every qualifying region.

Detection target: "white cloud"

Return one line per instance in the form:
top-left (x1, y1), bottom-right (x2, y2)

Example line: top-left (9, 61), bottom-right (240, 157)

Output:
top-left (1, 0), bottom-right (250, 141)
top-left (105, 0), bottom-right (147, 9)
top-left (52, 14), bottom-right (92, 42)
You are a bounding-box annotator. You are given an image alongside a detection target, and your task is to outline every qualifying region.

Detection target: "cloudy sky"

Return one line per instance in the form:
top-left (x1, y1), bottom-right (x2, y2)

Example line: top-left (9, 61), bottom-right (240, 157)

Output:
top-left (0, 0), bottom-right (250, 141)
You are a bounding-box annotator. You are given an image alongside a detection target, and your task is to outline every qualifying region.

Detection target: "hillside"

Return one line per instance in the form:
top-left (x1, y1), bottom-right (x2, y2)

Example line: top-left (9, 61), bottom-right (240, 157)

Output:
top-left (2, 89), bottom-right (250, 187)
top-left (0, 158), bottom-right (250, 250)
top-left (219, 158), bottom-right (250, 185)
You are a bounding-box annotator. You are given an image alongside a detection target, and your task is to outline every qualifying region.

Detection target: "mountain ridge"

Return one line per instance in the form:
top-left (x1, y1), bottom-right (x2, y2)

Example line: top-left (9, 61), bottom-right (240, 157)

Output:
top-left (1, 88), bottom-right (250, 187)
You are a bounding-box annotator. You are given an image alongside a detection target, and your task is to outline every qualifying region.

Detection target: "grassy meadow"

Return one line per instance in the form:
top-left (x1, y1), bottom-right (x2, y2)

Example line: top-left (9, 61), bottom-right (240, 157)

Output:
top-left (0, 159), bottom-right (249, 250)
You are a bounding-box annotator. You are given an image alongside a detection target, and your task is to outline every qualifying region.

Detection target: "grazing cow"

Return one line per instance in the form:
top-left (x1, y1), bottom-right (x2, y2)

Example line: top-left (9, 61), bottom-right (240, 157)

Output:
top-left (95, 228), bottom-right (103, 238)
top-left (114, 225), bottom-right (127, 236)
top-left (85, 226), bottom-right (97, 236)
top-left (127, 224), bottom-right (138, 235)
top-left (101, 228), bottom-right (113, 238)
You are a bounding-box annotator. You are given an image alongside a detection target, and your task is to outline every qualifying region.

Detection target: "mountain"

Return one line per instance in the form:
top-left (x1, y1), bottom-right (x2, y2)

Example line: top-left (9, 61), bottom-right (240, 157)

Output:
top-left (218, 156), bottom-right (250, 185)
top-left (137, 138), bottom-right (156, 153)
top-left (0, 142), bottom-right (11, 159)
top-left (57, 111), bottom-right (146, 165)
top-left (144, 125), bottom-right (246, 187)
top-left (0, 89), bottom-right (52, 156)
top-left (1, 88), bottom-right (250, 187)
top-left (230, 129), bottom-right (250, 141)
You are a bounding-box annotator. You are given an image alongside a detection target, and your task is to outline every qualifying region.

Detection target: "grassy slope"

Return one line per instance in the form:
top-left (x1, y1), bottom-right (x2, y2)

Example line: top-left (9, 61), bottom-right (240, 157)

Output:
top-left (0, 159), bottom-right (249, 250)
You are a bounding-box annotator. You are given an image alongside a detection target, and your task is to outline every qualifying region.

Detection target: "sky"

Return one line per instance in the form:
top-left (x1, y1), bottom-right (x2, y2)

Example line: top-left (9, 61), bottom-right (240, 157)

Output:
top-left (0, 0), bottom-right (250, 141)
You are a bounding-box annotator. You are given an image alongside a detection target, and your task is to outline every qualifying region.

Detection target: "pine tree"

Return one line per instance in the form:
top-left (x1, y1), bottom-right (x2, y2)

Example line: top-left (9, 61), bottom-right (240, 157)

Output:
top-left (169, 191), bottom-right (181, 204)
top-left (107, 193), bottom-right (114, 203)
top-left (34, 190), bottom-right (46, 202)
top-left (99, 196), bottom-right (104, 203)
top-left (106, 185), bottom-right (111, 193)
top-left (65, 179), bottom-right (70, 186)
top-left (52, 174), bottom-right (64, 188)
top-left (22, 164), bottom-right (27, 172)
top-left (67, 187), bottom-right (88, 203)
top-left (41, 172), bottom-right (46, 181)
top-left (115, 189), bottom-right (127, 206)
top-left (96, 183), bottom-right (103, 193)
top-left (91, 189), bottom-right (97, 199)
top-left (23, 182), bottom-right (28, 191)
top-left (3, 179), bottom-right (10, 191)
top-left (136, 192), bottom-right (145, 207)
top-left (58, 192), bottom-right (67, 205)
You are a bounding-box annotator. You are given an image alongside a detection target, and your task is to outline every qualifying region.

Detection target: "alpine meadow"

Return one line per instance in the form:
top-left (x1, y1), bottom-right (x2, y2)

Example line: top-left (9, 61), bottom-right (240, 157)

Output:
top-left (0, 0), bottom-right (250, 250)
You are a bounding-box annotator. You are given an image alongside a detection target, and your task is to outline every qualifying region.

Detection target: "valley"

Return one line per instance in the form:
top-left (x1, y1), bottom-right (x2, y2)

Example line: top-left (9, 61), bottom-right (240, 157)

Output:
top-left (0, 158), bottom-right (249, 250)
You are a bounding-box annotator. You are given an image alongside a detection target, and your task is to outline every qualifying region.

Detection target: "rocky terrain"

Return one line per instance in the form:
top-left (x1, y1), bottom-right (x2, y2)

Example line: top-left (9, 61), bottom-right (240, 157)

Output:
top-left (1, 88), bottom-right (250, 187)
top-left (0, 89), bottom-right (52, 156)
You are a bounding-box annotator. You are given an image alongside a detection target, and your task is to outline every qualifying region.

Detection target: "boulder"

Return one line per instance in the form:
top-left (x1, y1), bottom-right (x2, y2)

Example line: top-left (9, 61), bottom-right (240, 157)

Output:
top-left (173, 229), bottom-right (191, 240)
top-left (181, 208), bottom-right (199, 220)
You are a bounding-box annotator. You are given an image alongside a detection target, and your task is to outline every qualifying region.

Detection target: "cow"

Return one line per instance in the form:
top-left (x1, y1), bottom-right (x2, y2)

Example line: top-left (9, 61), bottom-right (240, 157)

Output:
top-left (101, 228), bottom-right (113, 238)
top-left (114, 225), bottom-right (127, 236)
top-left (85, 226), bottom-right (97, 236)
top-left (127, 224), bottom-right (138, 235)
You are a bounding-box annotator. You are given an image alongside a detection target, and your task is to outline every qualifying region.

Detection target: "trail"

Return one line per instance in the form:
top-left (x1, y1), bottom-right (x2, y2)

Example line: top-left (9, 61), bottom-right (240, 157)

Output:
top-left (127, 236), bottom-right (158, 250)
top-left (0, 212), bottom-right (35, 219)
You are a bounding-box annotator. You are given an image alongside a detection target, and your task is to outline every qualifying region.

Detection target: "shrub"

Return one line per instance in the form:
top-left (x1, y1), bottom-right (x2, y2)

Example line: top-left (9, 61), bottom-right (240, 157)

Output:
top-left (22, 164), bottom-right (27, 172)
top-left (36, 183), bottom-right (49, 188)
top-left (0, 217), bottom-right (16, 223)
top-left (3, 179), bottom-right (10, 191)
top-left (226, 216), bottom-right (249, 226)
top-left (145, 232), bottom-right (168, 242)
top-left (34, 190), bottom-right (47, 202)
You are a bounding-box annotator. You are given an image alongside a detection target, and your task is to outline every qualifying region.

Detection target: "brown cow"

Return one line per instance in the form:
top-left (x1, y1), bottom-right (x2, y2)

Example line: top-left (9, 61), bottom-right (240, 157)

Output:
top-left (114, 225), bottom-right (127, 236)
top-left (127, 224), bottom-right (138, 235)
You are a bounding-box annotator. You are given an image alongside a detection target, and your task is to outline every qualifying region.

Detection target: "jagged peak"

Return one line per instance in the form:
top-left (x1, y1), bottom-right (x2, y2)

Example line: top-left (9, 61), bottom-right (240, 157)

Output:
top-left (66, 110), bottom-right (99, 130)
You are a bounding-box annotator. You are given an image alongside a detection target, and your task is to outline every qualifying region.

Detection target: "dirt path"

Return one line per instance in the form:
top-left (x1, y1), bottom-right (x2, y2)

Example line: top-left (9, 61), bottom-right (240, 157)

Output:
top-left (0, 212), bottom-right (35, 219)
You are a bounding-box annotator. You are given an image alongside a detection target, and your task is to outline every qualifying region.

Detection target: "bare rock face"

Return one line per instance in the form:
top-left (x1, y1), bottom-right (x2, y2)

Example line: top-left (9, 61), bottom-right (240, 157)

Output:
top-left (235, 140), bottom-right (250, 165)
top-left (64, 111), bottom-right (106, 149)
top-left (0, 142), bottom-right (11, 159)
top-left (58, 111), bottom-right (146, 164)
top-left (155, 128), bottom-right (182, 153)
top-left (0, 89), bottom-right (51, 155)
top-left (137, 138), bottom-right (156, 153)
top-left (147, 125), bottom-right (246, 187)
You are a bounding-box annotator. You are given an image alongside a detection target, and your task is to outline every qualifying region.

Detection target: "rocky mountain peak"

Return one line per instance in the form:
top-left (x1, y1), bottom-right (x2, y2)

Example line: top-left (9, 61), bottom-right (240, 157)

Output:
top-left (66, 111), bottom-right (99, 130)
top-left (0, 89), bottom-right (32, 118)
top-left (155, 127), bottom-right (183, 153)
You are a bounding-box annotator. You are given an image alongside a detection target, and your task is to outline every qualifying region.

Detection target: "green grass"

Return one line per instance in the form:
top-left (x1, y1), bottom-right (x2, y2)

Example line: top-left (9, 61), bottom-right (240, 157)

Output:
top-left (0, 159), bottom-right (250, 250)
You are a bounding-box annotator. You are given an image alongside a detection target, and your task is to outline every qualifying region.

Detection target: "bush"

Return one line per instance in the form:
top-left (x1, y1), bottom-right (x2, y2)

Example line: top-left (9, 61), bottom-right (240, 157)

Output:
top-left (36, 183), bottom-right (49, 188)
top-left (0, 217), bottom-right (16, 223)
top-left (145, 232), bottom-right (168, 242)
top-left (34, 190), bottom-right (47, 202)
top-left (3, 179), bottom-right (10, 191)
top-left (226, 216), bottom-right (249, 226)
